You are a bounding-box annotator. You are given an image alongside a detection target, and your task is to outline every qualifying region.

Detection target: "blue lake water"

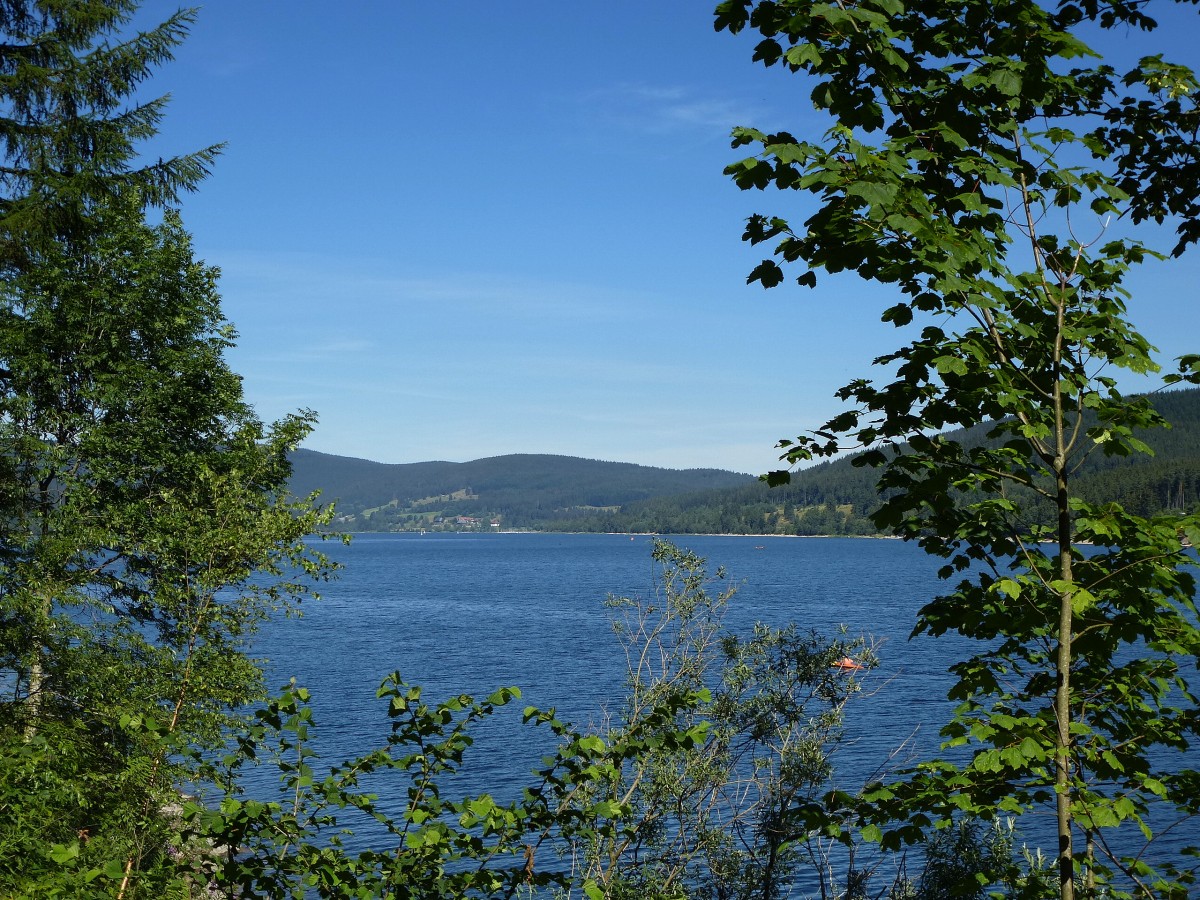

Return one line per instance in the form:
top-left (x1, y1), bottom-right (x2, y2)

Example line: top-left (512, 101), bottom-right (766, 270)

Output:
top-left (245, 532), bottom-right (1196, 887)
top-left (254, 534), bottom-right (955, 783)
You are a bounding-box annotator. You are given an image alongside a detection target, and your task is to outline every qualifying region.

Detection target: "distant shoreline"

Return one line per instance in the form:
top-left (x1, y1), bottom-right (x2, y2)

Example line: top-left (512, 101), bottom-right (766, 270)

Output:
top-left (329, 530), bottom-right (900, 539)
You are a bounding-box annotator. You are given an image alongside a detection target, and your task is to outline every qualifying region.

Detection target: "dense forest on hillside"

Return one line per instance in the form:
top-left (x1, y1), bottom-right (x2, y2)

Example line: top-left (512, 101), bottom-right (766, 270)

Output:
top-left (287, 452), bottom-right (753, 531)
top-left (561, 388), bottom-right (1200, 535)
top-left (294, 388), bottom-right (1200, 535)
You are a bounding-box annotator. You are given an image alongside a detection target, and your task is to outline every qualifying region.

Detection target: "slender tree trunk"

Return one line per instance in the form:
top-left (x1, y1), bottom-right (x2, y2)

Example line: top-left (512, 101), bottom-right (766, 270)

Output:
top-left (1055, 472), bottom-right (1075, 900)
top-left (22, 592), bottom-right (49, 740)
top-left (1085, 830), bottom-right (1096, 894)
top-left (23, 480), bottom-right (56, 739)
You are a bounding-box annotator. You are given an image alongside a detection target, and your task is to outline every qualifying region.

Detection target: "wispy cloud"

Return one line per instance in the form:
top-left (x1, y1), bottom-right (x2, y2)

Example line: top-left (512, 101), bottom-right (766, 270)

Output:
top-left (210, 249), bottom-right (670, 327)
top-left (578, 83), bottom-right (762, 137)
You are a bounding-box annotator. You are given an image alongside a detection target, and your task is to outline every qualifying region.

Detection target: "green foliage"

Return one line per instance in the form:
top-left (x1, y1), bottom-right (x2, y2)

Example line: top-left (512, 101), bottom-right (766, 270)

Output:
top-left (716, 0), bottom-right (1200, 896)
top-left (0, 0), bottom-right (222, 251)
top-left (906, 818), bottom-right (1056, 900)
top-left (0, 191), bottom-right (337, 896)
top-left (0, 714), bottom-right (206, 898)
top-left (0, 187), bottom-right (335, 730)
top-left (582, 540), bottom-right (878, 899)
top-left (182, 673), bottom-right (711, 899)
top-left (0, 5), bottom-right (336, 896)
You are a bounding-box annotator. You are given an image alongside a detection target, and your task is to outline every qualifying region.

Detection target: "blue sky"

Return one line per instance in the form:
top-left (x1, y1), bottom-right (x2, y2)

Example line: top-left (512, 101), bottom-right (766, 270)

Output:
top-left (133, 2), bottom-right (1200, 475)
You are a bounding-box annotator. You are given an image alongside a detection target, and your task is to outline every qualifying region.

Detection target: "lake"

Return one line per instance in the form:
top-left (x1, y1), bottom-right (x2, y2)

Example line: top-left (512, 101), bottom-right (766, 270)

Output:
top-left (253, 534), bottom-right (956, 784)
top-left (245, 532), bottom-right (1195, 890)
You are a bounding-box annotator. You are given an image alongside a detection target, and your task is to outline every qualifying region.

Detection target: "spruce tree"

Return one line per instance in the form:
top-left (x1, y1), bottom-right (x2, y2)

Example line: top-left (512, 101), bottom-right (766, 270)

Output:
top-left (0, 5), bottom-right (334, 895)
top-left (0, 0), bottom-right (220, 251)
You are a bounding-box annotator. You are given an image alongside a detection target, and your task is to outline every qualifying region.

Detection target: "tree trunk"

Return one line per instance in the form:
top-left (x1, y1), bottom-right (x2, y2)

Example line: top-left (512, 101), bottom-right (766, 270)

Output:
top-left (1055, 472), bottom-right (1075, 900)
top-left (22, 588), bottom-right (52, 740)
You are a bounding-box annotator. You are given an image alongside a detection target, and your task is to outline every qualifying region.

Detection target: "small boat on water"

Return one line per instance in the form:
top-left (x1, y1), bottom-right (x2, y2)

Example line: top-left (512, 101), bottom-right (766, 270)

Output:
top-left (832, 656), bottom-right (864, 671)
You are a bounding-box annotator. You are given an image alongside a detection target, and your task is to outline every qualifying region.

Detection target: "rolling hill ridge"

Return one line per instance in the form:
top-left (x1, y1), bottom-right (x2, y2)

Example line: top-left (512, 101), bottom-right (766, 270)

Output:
top-left (290, 388), bottom-right (1200, 534)
top-left (287, 452), bottom-right (755, 531)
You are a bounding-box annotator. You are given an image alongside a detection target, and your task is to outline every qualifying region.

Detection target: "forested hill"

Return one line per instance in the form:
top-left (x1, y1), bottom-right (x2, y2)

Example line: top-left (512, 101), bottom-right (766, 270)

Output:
top-left (287, 451), bottom-right (754, 531)
top-left (546, 387), bottom-right (1200, 535)
top-left (292, 388), bottom-right (1200, 534)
